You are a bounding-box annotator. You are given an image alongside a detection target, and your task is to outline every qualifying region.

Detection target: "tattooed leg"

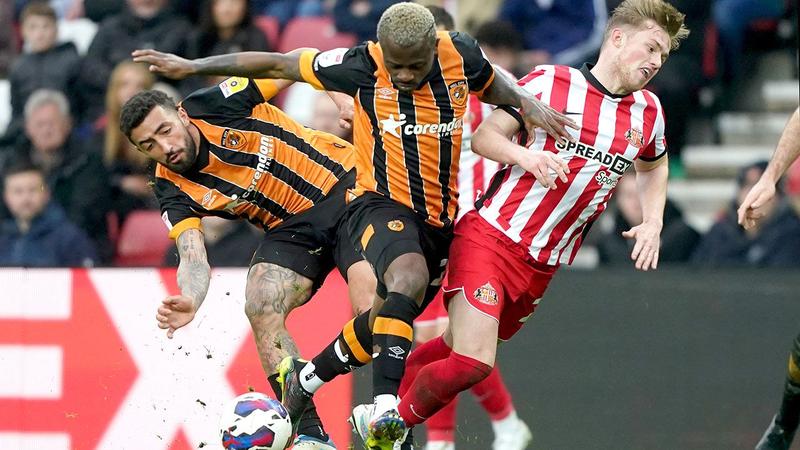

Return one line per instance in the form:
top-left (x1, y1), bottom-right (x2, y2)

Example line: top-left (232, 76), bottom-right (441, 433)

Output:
top-left (244, 263), bottom-right (313, 374)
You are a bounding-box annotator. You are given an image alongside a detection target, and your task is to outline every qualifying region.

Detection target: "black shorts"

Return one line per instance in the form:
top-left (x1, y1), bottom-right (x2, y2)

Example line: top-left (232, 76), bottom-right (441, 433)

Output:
top-left (250, 171), bottom-right (361, 293)
top-left (347, 192), bottom-right (453, 303)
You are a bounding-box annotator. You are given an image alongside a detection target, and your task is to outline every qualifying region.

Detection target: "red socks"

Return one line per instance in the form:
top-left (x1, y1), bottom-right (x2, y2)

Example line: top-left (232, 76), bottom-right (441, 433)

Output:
top-left (398, 351), bottom-right (492, 427)
top-left (470, 366), bottom-right (513, 420)
top-left (399, 336), bottom-right (452, 398)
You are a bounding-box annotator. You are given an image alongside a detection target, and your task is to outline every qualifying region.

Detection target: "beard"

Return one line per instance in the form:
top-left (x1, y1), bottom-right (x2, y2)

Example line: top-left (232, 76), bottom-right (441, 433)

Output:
top-left (164, 132), bottom-right (198, 174)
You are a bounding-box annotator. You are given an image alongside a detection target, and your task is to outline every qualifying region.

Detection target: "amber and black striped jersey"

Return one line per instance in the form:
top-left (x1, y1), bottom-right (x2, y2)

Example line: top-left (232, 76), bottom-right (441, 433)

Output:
top-left (154, 77), bottom-right (354, 239)
top-left (298, 30), bottom-right (495, 228)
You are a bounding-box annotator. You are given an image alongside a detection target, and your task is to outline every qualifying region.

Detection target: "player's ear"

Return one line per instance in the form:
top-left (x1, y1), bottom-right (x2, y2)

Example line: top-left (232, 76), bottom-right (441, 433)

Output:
top-left (611, 27), bottom-right (625, 48)
top-left (177, 106), bottom-right (190, 126)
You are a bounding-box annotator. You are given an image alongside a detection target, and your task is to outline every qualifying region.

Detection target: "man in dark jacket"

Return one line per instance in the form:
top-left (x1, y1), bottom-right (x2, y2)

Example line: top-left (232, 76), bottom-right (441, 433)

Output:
top-left (79, 0), bottom-right (191, 122)
top-left (12, 89), bottom-right (112, 261)
top-left (597, 175), bottom-right (700, 264)
top-left (0, 162), bottom-right (97, 267)
top-left (692, 161), bottom-right (800, 267)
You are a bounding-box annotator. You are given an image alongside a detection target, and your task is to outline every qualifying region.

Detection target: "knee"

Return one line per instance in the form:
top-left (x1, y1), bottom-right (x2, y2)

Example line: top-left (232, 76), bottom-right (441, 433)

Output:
top-left (385, 257), bottom-right (429, 299)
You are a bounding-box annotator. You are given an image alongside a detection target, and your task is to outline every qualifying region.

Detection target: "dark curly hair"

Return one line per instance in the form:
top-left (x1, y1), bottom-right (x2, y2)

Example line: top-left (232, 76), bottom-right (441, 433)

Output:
top-left (119, 90), bottom-right (177, 140)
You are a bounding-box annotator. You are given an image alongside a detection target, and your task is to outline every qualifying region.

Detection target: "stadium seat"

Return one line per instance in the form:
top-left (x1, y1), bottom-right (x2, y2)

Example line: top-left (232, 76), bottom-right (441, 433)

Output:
top-left (254, 15), bottom-right (280, 50)
top-left (277, 16), bottom-right (357, 53)
top-left (114, 210), bottom-right (173, 267)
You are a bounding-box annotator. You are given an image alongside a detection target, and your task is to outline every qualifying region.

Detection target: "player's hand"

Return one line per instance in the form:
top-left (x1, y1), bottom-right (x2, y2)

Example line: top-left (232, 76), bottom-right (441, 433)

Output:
top-left (622, 221), bottom-right (662, 271)
top-left (328, 91), bottom-right (354, 130)
top-left (737, 178), bottom-right (776, 230)
top-left (519, 95), bottom-right (577, 147)
top-left (132, 49), bottom-right (195, 79)
top-left (156, 295), bottom-right (198, 338)
top-left (516, 149), bottom-right (569, 189)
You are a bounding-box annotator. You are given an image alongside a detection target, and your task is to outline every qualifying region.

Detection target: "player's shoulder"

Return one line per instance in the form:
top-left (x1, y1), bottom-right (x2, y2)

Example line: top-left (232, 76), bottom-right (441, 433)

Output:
top-left (316, 42), bottom-right (375, 71)
top-left (182, 77), bottom-right (264, 119)
top-left (640, 88), bottom-right (664, 107)
top-left (153, 164), bottom-right (180, 186)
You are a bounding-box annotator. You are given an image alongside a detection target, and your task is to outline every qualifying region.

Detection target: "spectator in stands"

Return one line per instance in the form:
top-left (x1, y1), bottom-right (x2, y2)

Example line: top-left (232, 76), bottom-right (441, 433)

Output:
top-left (692, 160), bottom-right (800, 267)
top-left (251, 0), bottom-right (324, 27)
top-left (189, 0), bottom-right (271, 58)
top-left (474, 19), bottom-right (524, 77)
top-left (0, 0), bottom-right (19, 78)
top-left (0, 162), bottom-right (97, 267)
top-left (163, 216), bottom-right (261, 267)
top-left (7, 2), bottom-right (81, 143)
top-left (10, 89), bottom-right (112, 261)
top-left (79, 0), bottom-right (192, 123)
top-left (713, 0), bottom-right (785, 85)
top-left (183, 0), bottom-right (271, 92)
top-left (499, 0), bottom-right (607, 68)
top-left (100, 61), bottom-right (158, 223)
top-left (597, 174), bottom-right (699, 265)
top-left (333, 0), bottom-right (399, 42)
top-left (14, 0), bottom-right (84, 19)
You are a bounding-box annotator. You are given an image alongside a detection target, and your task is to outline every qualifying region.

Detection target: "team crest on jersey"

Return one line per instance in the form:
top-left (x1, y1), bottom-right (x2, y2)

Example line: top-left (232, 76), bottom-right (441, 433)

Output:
top-left (448, 80), bottom-right (468, 106)
top-left (219, 77), bottom-right (249, 98)
top-left (221, 129), bottom-right (247, 150)
top-left (625, 128), bottom-right (645, 149)
top-left (377, 87), bottom-right (396, 100)
top-left (387, 220), bottom-right (404, 232)
top-left (474, 282), bottom-right (498, 306)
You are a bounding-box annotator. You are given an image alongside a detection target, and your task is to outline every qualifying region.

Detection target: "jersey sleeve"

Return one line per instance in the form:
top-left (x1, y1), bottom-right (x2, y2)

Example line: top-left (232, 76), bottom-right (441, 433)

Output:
top-left (639, 94), bottom-right (668, 161)
top-left (153, 176), bottom-right (205, 240)
top-left (450, 31), bottom-right (495, 95)
top-left (298, 45), bottom-right (373, 96)
top-left (180, 77), bottom-right (280, 119)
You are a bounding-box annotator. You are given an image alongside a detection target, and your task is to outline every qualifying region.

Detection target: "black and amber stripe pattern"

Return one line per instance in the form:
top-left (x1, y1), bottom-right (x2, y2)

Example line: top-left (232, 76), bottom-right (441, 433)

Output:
top-left (301, 31), bottom-right (495, 229)
top-left (156, 99), bottom-right (354, 238)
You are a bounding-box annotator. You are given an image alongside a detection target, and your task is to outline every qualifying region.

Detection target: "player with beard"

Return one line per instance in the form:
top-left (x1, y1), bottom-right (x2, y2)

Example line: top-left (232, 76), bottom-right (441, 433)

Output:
top-left (132, 4), bottom-right (576, 449)
top-left (119, 77), bottom-right (372, 450)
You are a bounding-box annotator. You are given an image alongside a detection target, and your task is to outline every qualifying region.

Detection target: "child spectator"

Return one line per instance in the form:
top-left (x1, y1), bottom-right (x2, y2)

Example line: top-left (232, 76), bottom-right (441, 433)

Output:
top-left (7, 1), bottom-right (81, 141)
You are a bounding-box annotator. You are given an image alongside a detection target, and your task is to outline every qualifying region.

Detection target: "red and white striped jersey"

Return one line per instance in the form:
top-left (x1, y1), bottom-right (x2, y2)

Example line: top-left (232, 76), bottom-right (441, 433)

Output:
top-left (478, 64), bottom-right (667, 266)
top-left (457, 94), bottom-right (502, 220)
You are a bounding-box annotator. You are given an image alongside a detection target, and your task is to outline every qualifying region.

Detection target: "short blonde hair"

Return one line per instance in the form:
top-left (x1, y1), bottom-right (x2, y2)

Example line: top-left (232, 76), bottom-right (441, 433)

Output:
top-left (377, 2), bottom-right (436, 47)
top-left (606, 0), bottom-right (689, 50)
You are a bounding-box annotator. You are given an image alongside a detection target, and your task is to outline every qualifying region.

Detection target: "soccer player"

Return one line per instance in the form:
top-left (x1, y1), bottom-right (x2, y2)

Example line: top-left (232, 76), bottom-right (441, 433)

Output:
top-left (412, 6), bottom-right (531, 450)
top-left (132, 4), bottom-right (575, 449)
top-left (119, 77), bottom-right (373, 450)
top-left (362, 0), bottom-right (688, 447)
top-left (739, 106), bottom-right (800, 450)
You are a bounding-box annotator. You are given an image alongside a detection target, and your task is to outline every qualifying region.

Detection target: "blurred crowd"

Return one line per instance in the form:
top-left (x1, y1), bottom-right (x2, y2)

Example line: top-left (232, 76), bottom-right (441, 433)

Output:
top-left (0, 0), bottom-right (797, 268)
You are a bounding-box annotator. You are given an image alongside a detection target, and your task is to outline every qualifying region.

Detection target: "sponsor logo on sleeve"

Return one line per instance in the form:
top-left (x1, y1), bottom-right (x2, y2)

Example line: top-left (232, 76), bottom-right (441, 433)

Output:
top-left (219, 77), bottom-right (249, 98)
top-left (315, 48), bottom-right (349, 69)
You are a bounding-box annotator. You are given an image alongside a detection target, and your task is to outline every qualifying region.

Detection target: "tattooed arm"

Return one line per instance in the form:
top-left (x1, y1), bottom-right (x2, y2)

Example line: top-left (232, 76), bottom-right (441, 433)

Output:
top-left (156, 228), bottom-right (211, 338)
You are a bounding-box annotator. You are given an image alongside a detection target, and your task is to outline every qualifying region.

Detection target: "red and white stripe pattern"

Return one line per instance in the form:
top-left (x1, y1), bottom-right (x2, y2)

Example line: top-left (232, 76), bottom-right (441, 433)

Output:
top-left (457, 94), bottom-right (502, 220)
top-left (478, 64), bottom-right (667, 266)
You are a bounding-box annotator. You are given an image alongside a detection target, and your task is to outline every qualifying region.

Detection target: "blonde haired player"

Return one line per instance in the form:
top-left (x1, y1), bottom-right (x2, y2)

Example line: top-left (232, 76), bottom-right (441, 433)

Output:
top-left (375, 1), bottom-right (690, 448)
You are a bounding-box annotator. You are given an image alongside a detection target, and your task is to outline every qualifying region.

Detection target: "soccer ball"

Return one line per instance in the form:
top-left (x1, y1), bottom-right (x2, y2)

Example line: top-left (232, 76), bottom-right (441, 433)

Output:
top-left (219, 392), bottom-right (292, 450)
